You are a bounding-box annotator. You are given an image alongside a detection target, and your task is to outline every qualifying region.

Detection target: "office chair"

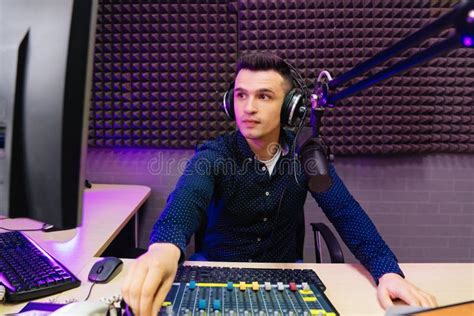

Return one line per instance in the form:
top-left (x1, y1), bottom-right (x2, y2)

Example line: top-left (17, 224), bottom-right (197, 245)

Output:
top-left (127, 216), bottom-right (345, 263)
top-left (193, 215), bottom-right (345, 264)
top-left (310, 222), bottom-right (345, 263)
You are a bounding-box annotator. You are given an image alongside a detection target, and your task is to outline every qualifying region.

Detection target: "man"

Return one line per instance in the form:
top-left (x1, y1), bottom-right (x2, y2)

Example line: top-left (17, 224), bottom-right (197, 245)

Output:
top-left (122, 52), bottom-right (437, 315)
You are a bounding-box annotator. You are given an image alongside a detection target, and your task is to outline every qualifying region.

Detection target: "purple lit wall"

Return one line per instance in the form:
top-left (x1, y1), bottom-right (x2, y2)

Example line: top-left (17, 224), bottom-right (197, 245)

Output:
top-left (89, 0), bottom-right (474, 154)
top-left (86, 149), bottom-right (474, 263)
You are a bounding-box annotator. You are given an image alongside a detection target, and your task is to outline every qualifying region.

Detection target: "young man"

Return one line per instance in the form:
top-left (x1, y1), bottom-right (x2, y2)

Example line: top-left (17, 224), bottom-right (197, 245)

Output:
top-left (122, 52), bottom-right (437, 316)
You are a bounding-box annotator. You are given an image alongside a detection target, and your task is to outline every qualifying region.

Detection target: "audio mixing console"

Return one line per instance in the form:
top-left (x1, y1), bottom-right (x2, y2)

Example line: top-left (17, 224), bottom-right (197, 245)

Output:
top-left (156, 266), bottom-right (339, 315)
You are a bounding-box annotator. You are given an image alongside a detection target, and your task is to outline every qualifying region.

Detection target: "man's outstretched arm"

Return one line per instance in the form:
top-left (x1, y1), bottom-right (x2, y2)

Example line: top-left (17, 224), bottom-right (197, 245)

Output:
top-left (122, 143), bottom-right (222, 315)
top-left (311, 165), bottom-right (437, 309)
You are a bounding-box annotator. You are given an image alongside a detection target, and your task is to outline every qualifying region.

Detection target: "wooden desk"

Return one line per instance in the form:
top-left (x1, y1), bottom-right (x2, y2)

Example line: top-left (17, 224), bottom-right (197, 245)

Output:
top-left (0, 184), bottom-right (150, 314)
top-left (41, 260), bottom-right (474, 316)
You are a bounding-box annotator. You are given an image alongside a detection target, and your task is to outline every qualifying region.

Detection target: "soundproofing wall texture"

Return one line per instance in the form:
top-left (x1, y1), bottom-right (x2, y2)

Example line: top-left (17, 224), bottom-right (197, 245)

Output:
top-left (91, 1), bottom-right (238, 148)
top-left (90, 0), bottom-right (474, 154)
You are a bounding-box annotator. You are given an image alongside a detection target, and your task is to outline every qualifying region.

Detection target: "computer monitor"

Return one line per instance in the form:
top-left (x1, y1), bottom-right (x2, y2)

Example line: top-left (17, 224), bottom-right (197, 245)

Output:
top-left (0, 0), bottom-right (97, 229)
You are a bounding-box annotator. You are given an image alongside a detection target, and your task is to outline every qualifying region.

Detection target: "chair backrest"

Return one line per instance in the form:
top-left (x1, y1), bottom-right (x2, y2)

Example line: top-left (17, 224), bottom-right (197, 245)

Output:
top-left (310, 222), bottom-right (345, 263)
top-left (194, 211), bottom-right (306, 260)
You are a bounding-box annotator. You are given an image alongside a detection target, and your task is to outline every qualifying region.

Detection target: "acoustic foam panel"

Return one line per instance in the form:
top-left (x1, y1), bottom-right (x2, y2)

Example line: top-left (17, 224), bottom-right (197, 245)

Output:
top-left (90, 0), bottom-right (474, 154)
top-left (91, 1), bottom-right (237, 148)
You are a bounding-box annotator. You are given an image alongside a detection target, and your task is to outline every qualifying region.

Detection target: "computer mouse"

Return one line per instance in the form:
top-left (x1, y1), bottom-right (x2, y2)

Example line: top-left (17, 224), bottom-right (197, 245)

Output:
top-left (88, 257), bottom-right (123, 283)
top-left (51, 301), bottom-right (109, 315)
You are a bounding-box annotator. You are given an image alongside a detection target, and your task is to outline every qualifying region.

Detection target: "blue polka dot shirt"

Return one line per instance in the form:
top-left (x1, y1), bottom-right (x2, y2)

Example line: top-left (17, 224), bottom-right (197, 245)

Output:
top-left (150, 129), bottom-right (404, 283)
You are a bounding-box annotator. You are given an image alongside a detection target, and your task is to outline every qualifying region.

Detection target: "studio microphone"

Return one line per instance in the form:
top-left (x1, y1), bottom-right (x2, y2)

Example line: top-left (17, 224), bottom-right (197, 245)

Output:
top-left (298, 135), bottom-right (332, 193)
top-left (296, 83), bottom-right (333, 193)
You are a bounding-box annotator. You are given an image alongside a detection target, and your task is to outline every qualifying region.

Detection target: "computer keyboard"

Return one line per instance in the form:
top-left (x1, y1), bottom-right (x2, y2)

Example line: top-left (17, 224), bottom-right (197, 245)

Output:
top-left (0, 231), bottom-right (81, 303)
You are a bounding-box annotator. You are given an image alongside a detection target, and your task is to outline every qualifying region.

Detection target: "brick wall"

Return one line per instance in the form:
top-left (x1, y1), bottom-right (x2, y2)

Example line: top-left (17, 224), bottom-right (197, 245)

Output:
top-left (86, 148), bottom-right (474, 263)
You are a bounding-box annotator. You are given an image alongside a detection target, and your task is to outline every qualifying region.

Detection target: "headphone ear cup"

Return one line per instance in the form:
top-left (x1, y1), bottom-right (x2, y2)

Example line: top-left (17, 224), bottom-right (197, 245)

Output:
top-left (222, 87), bottom-right (235, 120)
top-left (281, 89), bottom-right (304, 126)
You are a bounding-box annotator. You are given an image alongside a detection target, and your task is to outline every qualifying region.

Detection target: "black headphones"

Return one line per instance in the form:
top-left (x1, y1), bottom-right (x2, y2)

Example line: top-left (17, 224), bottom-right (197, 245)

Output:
top-left (222, 61), bottom-right (308, 127)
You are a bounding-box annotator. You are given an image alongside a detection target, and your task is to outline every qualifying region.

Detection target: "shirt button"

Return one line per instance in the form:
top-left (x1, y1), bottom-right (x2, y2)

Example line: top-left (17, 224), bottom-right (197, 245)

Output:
top-left (263, 217), bottom-right (268, 222)
top-left (257, 237), bottom-right (261, 242)
top-left (262, 166), bottom-right (267, 171)
top-left (248, 259), bottom-right (253, 262)
top-left (265, 191), bottom-right (270, 196)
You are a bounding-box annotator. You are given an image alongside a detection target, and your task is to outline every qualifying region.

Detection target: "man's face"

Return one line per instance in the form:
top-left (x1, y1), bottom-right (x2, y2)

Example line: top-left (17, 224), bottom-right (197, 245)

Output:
top-left (234, 69), bottom-right (288, 142)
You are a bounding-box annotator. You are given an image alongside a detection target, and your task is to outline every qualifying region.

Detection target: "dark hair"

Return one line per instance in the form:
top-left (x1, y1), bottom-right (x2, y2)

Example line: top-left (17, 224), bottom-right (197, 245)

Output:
top-left (236, 52), bottom-right (294, 91)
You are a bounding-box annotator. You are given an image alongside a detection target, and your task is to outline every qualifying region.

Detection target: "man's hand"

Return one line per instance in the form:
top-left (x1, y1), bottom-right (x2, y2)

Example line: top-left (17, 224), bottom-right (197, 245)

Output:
top-left (121, 243), bottom-right (181, 316)
top-left (377, 273), bottom-right (438, 309)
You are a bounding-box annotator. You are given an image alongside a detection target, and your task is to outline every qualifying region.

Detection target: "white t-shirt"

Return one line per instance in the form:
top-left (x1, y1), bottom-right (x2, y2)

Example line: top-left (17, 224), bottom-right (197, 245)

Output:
top-left (258, 146), bottom-right (282, 177)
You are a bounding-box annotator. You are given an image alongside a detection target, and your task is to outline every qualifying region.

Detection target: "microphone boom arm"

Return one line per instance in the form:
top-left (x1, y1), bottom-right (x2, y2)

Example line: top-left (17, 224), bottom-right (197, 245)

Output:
top-left (314, 0), bottom-right (474, 108)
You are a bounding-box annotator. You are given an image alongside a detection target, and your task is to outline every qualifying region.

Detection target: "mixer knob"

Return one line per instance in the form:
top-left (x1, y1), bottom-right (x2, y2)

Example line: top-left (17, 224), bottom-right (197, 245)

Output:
top-left (252, 281), bottom-right (259, 291)
top-left (227, 281), bottom-right (234, 291)
top-left (289, 282), bottom-right (297, 292)
top-left (213, 299), bottom-right (221, 311)
top-left (264, 281), bottom-right (272, 291)
top-left (198, 299), bottom-right (206, 310)
top-left (277, 282), bottom-right (284, 291)
top-left (302, 282), bottom-right (310, 290)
